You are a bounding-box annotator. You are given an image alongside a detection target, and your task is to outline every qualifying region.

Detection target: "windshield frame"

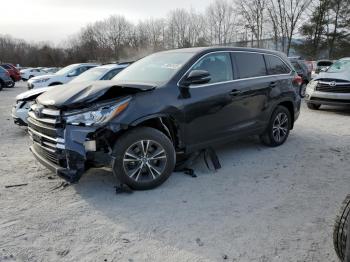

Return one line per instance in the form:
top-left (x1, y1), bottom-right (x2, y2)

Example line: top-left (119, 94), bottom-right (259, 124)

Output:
top-left (112, 51), bottom-right (195, 86)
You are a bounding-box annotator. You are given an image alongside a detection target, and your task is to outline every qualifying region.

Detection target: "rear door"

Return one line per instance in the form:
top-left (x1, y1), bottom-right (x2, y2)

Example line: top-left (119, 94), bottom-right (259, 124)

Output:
top-left (230, 52), bottom-right (274, 128)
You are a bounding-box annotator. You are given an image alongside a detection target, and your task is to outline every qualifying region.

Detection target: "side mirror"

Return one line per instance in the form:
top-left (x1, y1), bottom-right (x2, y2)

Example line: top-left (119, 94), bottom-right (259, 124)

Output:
top-left (183, 70), bottom-right (211, 86)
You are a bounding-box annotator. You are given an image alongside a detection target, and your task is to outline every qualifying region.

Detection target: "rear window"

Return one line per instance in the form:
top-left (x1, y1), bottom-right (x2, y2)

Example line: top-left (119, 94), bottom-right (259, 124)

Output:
top-left (317, 61), bottom-right (333, 67)
top-left (233, 52), bottom-right (267, 78)
top-left (1, 64), bottom-right (11, 69)
top-left (265, 55), bottom-right (290, 75)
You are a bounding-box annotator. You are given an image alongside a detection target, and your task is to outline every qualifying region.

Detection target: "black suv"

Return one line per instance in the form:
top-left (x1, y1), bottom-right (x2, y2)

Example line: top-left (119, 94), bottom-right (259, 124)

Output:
top-left (28, 47), bottom-right (301, 190)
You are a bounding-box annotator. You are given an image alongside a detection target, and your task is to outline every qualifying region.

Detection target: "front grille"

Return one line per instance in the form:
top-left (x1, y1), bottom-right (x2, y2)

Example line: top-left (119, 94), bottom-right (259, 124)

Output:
top-left (28, 103), bottom-right (66, 165)
top-left (316, 80), bottom-right (350, 93)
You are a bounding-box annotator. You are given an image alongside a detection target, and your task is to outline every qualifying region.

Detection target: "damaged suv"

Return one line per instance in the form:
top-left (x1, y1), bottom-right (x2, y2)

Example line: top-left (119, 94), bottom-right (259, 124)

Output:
top-left (28, 47), bottom-right (301, 190)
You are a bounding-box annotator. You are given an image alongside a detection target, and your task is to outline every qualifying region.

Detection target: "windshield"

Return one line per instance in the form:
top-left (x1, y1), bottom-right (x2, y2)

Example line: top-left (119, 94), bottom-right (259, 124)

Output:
top-left (70, 67), bottom-right (109, 83)
top-left (112, 52), bottom-right (194, 85)
top-left (327, 60), bottom-right (350, 73)
top-left (55, 64), bottom-right (79, 75)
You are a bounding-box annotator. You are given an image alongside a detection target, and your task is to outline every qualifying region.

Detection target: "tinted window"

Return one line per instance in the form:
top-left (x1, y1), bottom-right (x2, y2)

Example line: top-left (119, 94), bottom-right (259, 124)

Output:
top-left (234, 53), bottom-right (267, 78)
top-left (101, 68), bottom-right (123, 80)
top-left (192, 52), bottom-right (233, 84)
top-left (266, 55), bottom-right (290, 75)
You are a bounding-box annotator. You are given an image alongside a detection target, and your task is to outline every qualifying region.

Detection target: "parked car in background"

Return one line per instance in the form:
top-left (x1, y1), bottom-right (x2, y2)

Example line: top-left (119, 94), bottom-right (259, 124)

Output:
top-left (0, 66), bottom-right (14, 91)
top-left (12, 63), bottom-right (131, 126)
top-left (20, 68), bottom-right (48, 81)
top-left (0, 64), bottom-right (21, 87)
top-left (305, 57), bottom-right (350, 110)
top-left (289, 57), bottom-right (311, 97)
top-left (27, 63), bottom-right (99, 89)
top-left (27, 47), bottom-right (300, 190)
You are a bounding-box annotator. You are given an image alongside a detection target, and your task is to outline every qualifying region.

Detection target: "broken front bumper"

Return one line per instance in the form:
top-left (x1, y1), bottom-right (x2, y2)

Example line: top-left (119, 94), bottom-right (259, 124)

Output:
top-left (27, 107), bottom-right (116, 182)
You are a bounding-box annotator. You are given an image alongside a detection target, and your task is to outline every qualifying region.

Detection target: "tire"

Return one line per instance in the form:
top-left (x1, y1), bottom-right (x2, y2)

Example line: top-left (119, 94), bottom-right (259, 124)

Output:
top-left (260, 105), bottom-right (291, 147)
top-left (28, 75), bottom-right (34, 79)
top-left (300, 83), bottom-right (307, 98)
top-left (7, 81), bottom-right (15, 88)
top-left (0, 81), bottom-right (3, 91)
top-left (112, 127), bottom-right (176, 190)
top-left (307, 103), bottom-right (321, 110)
top-left (334, 194), bottom-right (350, 261)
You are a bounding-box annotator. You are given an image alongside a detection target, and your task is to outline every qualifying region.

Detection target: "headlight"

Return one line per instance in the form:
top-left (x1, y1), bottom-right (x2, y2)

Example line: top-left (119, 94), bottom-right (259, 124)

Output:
top-left (64, 99), bottom-right (130, 126)
top-left (33, 78), bottom-right (50, 83)
top-left (306, 80), bottom-right (318, 91)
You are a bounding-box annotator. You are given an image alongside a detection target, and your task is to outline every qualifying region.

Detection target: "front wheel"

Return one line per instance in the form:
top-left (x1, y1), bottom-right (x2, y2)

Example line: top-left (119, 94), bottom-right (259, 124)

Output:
top-left (112, 127), bottom-right (176, 190)
top-left (260, 106), bottom-right (291, 147)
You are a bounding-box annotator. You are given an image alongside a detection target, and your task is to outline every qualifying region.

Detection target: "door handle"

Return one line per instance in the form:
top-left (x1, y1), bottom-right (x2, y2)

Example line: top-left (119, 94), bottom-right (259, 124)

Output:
top-left (269, 81), bottom-right (277, 88)
top-left (229, 89), bottom-right (241, 96)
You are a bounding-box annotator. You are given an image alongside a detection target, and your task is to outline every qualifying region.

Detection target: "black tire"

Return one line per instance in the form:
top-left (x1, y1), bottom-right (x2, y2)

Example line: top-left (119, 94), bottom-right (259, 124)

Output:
top-left (300, 83), bottom-right (307, 98)
top-left (28, 75), bottom-right (34, 79)
top-left (307, 103), bottom-right (321, 110)
top-left (260, 105), bottom-right (291, 147)
top-left (0, 81), bottom-right (3, 91)
top-left (7, 81), bottom-right (15, 88)
top-left (112, 127), bottom-right (176, 190)
top-left (334, 194), bottom-right (350, 261)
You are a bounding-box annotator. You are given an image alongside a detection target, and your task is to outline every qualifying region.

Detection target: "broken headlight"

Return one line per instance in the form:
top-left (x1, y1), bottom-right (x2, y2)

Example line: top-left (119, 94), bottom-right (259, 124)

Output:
top-left (64, 99), bottom-right (130, 126)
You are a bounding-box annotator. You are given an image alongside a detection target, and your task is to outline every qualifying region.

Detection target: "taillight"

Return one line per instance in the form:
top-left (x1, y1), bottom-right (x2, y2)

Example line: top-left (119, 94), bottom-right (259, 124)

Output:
top-left (293, 75), bottom-right (303, 86)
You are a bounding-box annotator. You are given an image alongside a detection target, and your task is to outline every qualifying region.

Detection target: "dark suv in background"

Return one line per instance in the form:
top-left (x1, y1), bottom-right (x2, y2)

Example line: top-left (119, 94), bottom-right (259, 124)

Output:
top-left (28, 47), bottom-right (301, 190)
top-left (289, 57), bottom-right (311, 97)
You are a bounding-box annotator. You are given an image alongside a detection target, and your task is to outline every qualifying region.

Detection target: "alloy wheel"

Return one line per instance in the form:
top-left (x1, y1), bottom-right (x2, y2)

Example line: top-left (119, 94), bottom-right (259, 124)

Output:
top-left (123, 140), bottom-right (167, 182)
top-left (272, 112), bottom-right (289, 142)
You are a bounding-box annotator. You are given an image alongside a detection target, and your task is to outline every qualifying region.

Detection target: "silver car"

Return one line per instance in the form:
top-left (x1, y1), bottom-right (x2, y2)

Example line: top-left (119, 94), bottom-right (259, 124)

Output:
top-left (305, 58), bottom-right (350, 110)
top-left (12, 63), bottom-right (131, 126)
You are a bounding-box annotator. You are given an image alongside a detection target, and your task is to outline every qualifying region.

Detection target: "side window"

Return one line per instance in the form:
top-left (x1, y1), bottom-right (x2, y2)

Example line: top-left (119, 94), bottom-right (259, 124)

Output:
top-left (102, 68), bottom-right (123, 80)
top-left (265, 55), bottom-right (290, 75)
top-left (233, 52), bottom-right (267, 78)
top-left (192, 52), bottom-right (233, 84)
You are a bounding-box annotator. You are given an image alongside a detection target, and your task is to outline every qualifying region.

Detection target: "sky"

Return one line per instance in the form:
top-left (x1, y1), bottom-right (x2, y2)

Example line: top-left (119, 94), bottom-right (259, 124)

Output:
top-left (0, 0), bottom-right (212, 45)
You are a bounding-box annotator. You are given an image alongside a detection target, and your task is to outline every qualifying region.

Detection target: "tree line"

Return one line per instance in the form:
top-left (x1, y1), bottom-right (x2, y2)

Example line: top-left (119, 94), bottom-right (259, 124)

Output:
top-left (0, 0), bottom-right (349, 67)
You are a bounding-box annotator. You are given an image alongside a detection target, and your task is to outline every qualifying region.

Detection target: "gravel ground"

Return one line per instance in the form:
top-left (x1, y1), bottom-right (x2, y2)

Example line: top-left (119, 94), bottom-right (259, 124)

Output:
top-left (1, 82), bottom-right (350, 262)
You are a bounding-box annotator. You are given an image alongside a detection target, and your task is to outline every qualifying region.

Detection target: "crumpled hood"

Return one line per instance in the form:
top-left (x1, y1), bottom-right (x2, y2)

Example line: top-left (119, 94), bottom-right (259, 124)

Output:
top-left (16, 86), bottom-right (52, 101)
top-left (30, 74), bottom-right (56, 80)
top-left (37, 80), bottom-right (156, 109)
top-left (315, 71), bottom-right (350, 82)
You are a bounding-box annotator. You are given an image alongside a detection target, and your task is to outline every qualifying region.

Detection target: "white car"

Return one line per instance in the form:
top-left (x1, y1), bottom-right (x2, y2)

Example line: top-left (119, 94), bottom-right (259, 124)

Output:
top-left (20, 68), bottom-right (48, 81)
top-left (27, 63), bottom-right (99, 89)
top-left (12, 63), bottom-right (131, 126)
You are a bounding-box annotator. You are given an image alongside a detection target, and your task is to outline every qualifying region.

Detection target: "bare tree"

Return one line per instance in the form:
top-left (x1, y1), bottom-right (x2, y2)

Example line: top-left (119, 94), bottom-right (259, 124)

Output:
top-left (237, 0), bottom-right (267, 47)
top-left (206, 0), bottom-right (238, 45)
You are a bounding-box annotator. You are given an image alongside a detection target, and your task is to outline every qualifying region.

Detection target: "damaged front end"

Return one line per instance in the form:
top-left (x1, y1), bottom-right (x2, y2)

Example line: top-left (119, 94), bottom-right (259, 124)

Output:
top-left (28, 81), bottom-right (154, 182)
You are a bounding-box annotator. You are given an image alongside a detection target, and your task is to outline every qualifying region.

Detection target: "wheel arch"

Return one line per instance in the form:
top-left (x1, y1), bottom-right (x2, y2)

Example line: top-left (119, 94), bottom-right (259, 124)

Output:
top-left (49, 82), bottom-right (63, 86)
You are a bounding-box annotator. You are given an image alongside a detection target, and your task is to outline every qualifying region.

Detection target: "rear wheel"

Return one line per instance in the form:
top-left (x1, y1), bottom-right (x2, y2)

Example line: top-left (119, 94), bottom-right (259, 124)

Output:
top-left (300, 83), bottom-right (307, 98)
top-left (7, 81), bottom-right (15, 88)
top-left (28, 75), bottom-right (34, 79)
top-left (0, 80), bottom-right (3, 91)
top-left (260, 106), bottom-right (291, 147)
top-left (307, 103), bottom-right (321, 110)
top-left (334, 194), bottom-right (350, 261)
top-left (112, 127), bottom-right (176, 190)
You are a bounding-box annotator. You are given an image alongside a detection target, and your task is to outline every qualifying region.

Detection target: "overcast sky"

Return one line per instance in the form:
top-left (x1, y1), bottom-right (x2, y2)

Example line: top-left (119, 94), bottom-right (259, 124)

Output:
top-left (0, 0), bottom-right (212, 45)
